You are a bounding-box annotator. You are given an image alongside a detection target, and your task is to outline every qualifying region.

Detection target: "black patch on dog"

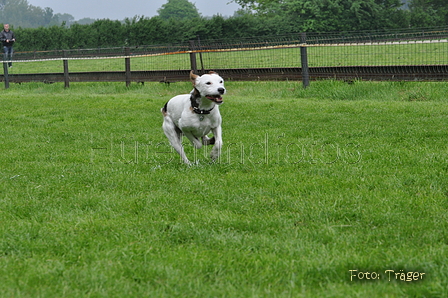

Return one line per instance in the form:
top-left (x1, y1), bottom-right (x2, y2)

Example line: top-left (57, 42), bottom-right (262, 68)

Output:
top-left (190, 88), bottom-right (203, 113)
top-left (162, 101), bottom-right (168, 113)
top-left (190, 88), bottom-right (201, 105)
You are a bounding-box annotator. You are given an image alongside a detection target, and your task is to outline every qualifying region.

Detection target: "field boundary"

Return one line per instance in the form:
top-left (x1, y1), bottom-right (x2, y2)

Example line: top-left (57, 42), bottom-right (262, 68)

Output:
top-left (4, 65), bottom-right (448, 85)
top-left (2, 28), bottom-right (448, 87)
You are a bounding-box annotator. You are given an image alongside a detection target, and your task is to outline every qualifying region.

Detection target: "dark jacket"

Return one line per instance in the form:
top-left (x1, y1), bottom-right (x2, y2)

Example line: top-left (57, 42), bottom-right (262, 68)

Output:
top-left (1, 29), bottom-right (15, 47)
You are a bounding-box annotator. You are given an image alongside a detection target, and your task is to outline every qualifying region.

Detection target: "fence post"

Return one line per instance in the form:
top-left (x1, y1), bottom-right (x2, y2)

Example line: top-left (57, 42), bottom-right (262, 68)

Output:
top-left (189, 40), bottom-right (197, 73)
top-left (300, 33), bottom-right (310, 88)
top-left (125, 47), bottom-right (131, 87)
top-left (63, 50), bottom-right (70, 88)
top-left (197, 35), bottom-right (204, 72)
top-left (3, 62), bottom-right (9, 89)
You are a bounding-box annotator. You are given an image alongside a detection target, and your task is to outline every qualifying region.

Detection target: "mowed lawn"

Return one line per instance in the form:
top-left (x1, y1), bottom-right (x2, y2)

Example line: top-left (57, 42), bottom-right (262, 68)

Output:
top-left (0, 80), bottom-right (447, 297)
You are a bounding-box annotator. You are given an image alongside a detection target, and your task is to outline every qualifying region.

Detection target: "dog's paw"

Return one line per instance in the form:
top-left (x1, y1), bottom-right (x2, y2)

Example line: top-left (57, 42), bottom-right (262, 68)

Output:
top-left (210, 152), bottom-right (221, 162)
top-left (186, 159), bottom-right (201, 167)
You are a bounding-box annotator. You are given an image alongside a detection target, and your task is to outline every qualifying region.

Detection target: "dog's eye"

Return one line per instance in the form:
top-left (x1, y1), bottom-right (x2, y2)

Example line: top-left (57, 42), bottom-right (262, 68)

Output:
top-left (206, 82), bottom-right (212, 85)
top-left (220, 81), bottom-right (223, 83)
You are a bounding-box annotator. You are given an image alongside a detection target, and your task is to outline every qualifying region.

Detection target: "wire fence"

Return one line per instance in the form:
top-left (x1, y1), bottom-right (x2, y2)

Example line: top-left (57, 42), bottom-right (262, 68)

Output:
top-left (3, 27), bottom-right (448, 84)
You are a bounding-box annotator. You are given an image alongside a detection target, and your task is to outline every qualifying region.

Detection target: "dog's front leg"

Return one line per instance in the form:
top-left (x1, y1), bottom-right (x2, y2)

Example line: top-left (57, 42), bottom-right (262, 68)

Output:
top-left (184, 132), bottom-right (203, 149)
top-left (202, 135), bottom-right (215, 146)
top-left (171, 139), bottom-right (191, 165)
top-left (210, 126), bottom-right (222, 162)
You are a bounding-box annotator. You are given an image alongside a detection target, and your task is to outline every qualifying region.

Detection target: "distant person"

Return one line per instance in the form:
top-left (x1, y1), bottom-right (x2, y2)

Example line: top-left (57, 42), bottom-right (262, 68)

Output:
top-left (1, 24), bottom-right (16, 67)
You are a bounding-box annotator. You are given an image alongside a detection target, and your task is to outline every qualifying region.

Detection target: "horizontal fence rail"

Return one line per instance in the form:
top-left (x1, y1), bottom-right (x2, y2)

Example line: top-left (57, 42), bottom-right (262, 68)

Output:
top-left (6, 65), bottom-right (447, 83)
top-left (2, 28), bottom-right (448, 88)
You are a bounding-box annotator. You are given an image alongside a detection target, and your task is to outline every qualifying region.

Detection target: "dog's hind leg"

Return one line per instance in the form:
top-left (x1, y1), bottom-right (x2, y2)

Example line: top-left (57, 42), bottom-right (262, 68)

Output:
top-left (162, 117), bottom-right (190, 164)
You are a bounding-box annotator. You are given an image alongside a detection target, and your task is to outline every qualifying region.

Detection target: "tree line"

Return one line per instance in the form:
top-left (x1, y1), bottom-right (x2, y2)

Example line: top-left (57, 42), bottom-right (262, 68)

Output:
top-left (2, 0), bottom-right (448, 52)
top-left (0, 0), bottom-right (96, 28)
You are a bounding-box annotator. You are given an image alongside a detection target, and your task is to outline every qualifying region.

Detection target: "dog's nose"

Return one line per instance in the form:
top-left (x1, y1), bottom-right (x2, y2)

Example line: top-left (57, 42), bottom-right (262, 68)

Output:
top-left (218, 87), bottom-right (225, 94)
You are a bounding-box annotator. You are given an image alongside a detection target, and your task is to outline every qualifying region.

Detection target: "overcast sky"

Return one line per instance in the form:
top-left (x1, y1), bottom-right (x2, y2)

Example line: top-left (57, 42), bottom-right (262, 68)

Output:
top-left (27, 0), bottom-right (242, 20)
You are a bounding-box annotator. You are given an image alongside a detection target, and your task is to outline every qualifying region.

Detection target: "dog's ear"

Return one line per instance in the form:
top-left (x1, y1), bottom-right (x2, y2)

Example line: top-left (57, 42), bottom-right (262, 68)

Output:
top-left (209, 71), bottom-right (218, 75)
top-left (190, 70), bottom-right (198, 85)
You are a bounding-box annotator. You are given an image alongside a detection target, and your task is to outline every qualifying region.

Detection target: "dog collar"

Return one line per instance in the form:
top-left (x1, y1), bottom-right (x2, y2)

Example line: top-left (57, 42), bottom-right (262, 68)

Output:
top-left (192, 106), bottom-right (215, 115)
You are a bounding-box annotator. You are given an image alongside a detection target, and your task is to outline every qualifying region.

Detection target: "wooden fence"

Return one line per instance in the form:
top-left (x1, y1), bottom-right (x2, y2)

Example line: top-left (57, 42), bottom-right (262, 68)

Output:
top-left (2, 30), bottom-right (448, 88)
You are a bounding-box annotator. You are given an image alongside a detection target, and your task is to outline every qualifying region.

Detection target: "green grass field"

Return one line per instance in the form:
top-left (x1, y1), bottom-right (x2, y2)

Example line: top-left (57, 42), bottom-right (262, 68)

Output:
top-left (1, 80), bottom-right (447, 297)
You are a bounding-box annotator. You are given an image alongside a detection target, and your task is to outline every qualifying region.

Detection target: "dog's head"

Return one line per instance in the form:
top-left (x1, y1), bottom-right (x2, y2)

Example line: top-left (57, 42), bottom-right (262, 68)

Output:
top-left (190, 71), bottom-right (226, 105)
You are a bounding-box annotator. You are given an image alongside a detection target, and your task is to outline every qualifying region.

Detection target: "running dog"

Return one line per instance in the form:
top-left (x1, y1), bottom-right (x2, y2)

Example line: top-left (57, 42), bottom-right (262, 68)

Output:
top-left (161, 71), bottom-right (226, 164)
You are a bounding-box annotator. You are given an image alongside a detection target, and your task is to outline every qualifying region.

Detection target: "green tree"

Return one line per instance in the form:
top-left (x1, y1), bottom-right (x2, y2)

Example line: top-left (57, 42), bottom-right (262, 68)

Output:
top-left (54, 13), bottom-right (75, 26)
top-left (76, 18), bottom-right (97, 25)
top-left (409, 0), bottom-right (448, 26)
top-left (232, 0), bottom-right (408, 31)
top-left (0, 0), bottom-right (58, 27)
top-left (157, 0), bottom-right (201, 20)
top-left (90, 19), bottom-right (124, 47)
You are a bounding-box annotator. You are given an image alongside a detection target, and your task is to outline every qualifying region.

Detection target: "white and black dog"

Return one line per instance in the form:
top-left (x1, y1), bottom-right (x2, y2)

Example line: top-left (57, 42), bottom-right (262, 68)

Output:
top-left (161, 71), bottom-right (226, 164)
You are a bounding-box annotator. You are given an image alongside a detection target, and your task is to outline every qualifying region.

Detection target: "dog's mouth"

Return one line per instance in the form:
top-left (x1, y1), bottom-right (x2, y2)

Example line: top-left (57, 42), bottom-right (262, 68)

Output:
top-left (206, 95), bottom-right (223, 104)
